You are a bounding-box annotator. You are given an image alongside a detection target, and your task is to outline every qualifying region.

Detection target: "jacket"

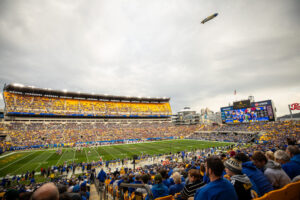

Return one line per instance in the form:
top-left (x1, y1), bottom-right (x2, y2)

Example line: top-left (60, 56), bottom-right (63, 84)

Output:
top-left (242, 161), bottom-right (273, 196)
top-left (231, 174), bottom-right (253, 200)
top-left (151, 183), bottom-right (169, 199)
top-left (97, 169), bottom-right (107, 182)
top-left (282, 154), bottom-right (300, 180)
top-left (264, 160), bottom-right (291, 189)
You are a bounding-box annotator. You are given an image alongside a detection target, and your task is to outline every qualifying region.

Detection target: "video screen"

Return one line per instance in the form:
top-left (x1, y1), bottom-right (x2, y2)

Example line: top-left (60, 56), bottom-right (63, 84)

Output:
top-left (221, 100), bottom-right (275, 123)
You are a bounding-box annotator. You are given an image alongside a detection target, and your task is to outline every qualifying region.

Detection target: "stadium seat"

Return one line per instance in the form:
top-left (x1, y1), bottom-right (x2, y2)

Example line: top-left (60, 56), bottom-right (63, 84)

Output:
top-left (155, 195), bottom-right (173, 200)
top-left (254, 181), bottom-right (300, 200)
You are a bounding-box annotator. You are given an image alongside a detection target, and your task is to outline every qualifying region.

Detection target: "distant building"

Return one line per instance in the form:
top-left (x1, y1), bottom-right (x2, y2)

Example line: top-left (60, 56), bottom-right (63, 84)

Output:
top-left (172, 107), bottom-right (221, 125)
top-left (200, 108), bottom-right (222, 124)
top-left (172, 107), bottom-right (200, 125)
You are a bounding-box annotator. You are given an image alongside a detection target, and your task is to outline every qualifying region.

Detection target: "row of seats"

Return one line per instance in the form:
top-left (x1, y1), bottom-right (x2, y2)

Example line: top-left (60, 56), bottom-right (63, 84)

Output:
top-left (4, 92), bottom-right (172, 116)
top-left (255, 180), bottom-right (300, 200)
top-left (107, 181), bottom-right (300, 200)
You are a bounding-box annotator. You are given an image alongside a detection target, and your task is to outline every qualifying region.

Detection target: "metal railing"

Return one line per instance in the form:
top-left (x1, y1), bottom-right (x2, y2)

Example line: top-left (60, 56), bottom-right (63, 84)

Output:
top-left (95, 181), bottom-right (154, 200)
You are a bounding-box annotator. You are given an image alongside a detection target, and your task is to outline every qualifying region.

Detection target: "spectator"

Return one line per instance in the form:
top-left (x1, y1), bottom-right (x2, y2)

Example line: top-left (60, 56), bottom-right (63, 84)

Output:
top-left (31, 183), bottom-right (59, 200)
top-left (148, 174), bottom-right (169, 200)
top-left (282, 145), bottom-right (300, 180)
top-left (265, 151), bottom-right (274, 161)
top-left (169, 172), bottom-right (184, 195)
top-left (97, 169), bottom-right (107, 183)
top-left (136, 174), bottom-right (152, 194)
top-left (224, 158), bottom-right (254, 200)
top-left (4, 189), bottom-right (19, 200)
top-left (252, 151), bottom-right (291, 189)
top-left (194, 156), bottom-right (238, 200)
top-left (234, 152), bottom-right (273, 197)
top-left (274, 150), bottom-right (290, 165)
top-left (180, 169), bottom-right (204, 200)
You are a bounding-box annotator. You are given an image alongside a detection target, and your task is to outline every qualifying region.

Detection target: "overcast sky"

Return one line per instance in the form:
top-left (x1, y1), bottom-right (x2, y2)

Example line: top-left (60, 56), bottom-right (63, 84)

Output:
top-left (0, 0), bottom-right (300, 116)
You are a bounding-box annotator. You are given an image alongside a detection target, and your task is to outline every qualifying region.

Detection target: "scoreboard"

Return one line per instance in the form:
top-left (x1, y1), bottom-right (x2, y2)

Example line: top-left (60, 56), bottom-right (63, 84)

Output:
top-left (221, 100), bottom-right (275, 124)
top-left (233, 100), bottom-right (251, 109)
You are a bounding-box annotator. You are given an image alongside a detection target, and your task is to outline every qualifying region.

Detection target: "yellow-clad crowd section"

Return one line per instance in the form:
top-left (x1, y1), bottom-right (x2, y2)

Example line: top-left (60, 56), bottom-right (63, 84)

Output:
top-left (4, 92), bottom-right (172, 116)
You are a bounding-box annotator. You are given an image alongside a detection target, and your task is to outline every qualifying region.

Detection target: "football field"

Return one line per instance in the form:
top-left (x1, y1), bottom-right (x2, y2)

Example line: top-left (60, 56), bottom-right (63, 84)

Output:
top-left (0, 139), bottom-right (232, 177)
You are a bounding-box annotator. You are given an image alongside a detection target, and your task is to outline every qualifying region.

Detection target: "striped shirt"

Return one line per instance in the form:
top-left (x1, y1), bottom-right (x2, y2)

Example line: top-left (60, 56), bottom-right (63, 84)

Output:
top-left (180, 180), bottom-right (205, 200)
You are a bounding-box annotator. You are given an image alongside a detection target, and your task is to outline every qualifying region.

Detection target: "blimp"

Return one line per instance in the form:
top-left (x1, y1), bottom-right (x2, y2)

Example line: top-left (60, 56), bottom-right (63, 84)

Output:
top-left (201, 13), bottom-right (218, 24)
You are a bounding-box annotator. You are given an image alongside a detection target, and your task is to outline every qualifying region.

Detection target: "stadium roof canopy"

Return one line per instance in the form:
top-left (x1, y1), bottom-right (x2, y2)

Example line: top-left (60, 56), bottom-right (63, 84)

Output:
top-left (3, 83), bottom-right (170, 103)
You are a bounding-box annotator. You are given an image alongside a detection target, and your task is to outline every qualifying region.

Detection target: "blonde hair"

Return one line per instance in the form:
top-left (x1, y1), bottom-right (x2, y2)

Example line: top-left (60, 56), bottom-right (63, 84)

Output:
top-left (172, 172), bottom-right (181, 184)
top-left (265, 151), bottom-right (274, 161)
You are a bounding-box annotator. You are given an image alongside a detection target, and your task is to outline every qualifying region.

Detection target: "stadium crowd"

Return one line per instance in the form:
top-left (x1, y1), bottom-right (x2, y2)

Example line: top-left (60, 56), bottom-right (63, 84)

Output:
top-left (0, 122), bottom-right (200, 151)
top-left (1, 143), bottom-right (299, 200)
top-left (0, 120), bottom-right (300, 200)
top-left (4, 92), bottom-right (171, 116)
top-left (188, 132), bottom-right (256, 143)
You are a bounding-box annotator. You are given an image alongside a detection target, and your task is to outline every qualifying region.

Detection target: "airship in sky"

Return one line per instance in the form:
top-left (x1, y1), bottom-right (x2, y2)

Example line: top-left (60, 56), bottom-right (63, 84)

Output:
top-left (201, 13), bottom-right (218, 24)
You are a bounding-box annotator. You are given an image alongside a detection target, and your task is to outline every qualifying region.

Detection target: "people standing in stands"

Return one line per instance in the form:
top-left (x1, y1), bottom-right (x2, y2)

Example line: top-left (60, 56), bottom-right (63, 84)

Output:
top-left (97, 169), bottom-right (107, 183)
top-left (252, 151), bottom-right (291, 189)
top-left (194, 156), bottom-right (238, 200)
top-left (224, 158), bottom-right (254, 200)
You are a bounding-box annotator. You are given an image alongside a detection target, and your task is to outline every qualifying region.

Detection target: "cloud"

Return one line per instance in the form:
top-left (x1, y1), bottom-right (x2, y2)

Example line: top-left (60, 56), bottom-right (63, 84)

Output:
top-left (0, 0), bottom-right (299, 117)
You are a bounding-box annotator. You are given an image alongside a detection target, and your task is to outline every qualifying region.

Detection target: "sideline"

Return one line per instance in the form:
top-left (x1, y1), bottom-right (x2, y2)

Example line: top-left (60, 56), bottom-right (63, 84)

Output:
top-left (0, 151), bottom-right (36, 171)
top-left (0, 152), bottom-right (16, 159)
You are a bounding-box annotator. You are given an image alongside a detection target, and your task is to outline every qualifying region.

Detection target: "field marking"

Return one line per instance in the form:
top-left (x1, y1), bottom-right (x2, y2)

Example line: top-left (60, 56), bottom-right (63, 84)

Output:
top-left (138, 143), bottom-right (169, 154)
top-left (12, 151), bottom-right (48, 174)
top-left (100, 147), bottom-right (117, 160)
top-left (55, 150), bottom-right (66, 166)
top-left (109, 146), bottom-right (124, 155)
top-left (0, 151), bottom-right (36, 171)
top-left (85, 148), bottom-right (89, 163)
top-left (1, 140), bottom-right (234, 176)
top-left (72, 150), bottom-right (76, 163)
top-left (34, 151), bottom-right (55, 171)
top-left (0, 152), bottom-right (16, 159)
top-left (93, 148), bottom-right (101, 159)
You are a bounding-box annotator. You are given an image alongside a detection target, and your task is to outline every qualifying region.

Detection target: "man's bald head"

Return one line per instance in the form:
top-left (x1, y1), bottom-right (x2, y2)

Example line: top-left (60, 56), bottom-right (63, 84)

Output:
top-left (32, 183), bottom-right (59, 200)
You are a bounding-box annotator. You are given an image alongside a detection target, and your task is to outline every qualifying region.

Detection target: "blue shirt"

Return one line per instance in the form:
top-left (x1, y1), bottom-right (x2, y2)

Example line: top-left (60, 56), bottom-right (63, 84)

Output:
top-left (150, 183), bottom-right (169, 199)
top-left (242, 161), bottom-right (273, 196)
top-left (282, 154), bottom-right (300, 180)
top-left (97, 169), bottom-right (107, 182)
top-left (169, 183), bottom-right (184, 195)
top-left (195, 178), bottom-right (238, 200)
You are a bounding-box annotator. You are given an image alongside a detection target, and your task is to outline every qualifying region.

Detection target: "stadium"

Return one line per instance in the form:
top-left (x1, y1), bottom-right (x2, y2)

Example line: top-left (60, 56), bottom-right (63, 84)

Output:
top-left (0, 83), bottom-right (299, 200)
top-left (1, 0), bottom-right (300, 198)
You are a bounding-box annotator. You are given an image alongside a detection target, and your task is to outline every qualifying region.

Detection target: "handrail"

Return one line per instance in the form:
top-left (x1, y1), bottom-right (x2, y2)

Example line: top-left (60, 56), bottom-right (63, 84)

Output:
top-left (118, 183), bottom-right (154, 200)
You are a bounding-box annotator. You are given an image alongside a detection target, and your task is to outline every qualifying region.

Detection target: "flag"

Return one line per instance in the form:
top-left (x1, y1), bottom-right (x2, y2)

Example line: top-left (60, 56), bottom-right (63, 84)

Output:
top-left (234, 90), bottom-right (236, 95)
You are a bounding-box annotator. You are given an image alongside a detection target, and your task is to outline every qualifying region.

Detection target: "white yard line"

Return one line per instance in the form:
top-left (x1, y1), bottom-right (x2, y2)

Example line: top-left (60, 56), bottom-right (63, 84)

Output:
top-left (93, 148), bottom-right (101, 158)
top-left (55, 150), bottom-right (66, 166)
top-left (0, 152), bottom-right (16, 159)
top-left (85, 148), bottom-right (89, 163)
top-left (34, 151), bottom-right (55, 171)
top-left (0, 151), bottom-right (36, 171)
top-left (101, 147), bottom-right (117, 159)
top-left (12, 151), bottom-right (48, 174)
top-left (109, 146), bottom-right (124, 155)
top-left (72, 149), bottom-right (76, 163)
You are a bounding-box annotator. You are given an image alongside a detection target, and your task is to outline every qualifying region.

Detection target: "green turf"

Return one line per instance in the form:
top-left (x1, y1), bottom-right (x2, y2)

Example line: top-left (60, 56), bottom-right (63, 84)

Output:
top-left (0, 139), bottom-right (232, 177)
